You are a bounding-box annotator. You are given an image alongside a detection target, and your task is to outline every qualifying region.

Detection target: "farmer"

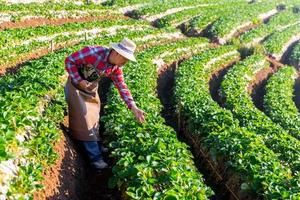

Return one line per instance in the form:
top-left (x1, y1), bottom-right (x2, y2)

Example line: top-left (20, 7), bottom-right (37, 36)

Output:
top-left (64, 38), bottom-right (145, 170)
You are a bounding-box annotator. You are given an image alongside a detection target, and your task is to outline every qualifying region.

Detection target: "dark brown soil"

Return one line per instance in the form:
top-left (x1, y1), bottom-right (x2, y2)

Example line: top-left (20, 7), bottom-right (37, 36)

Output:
top-left (0, 33), bottom-right (186, 77)
top-left (232, 23), bottom-right (259, 38)
top-left (34, 78), bottom-right (121, 200)
top-left (280, 39), bottom-right (300, 66)
top-left (0, 15), bottom-right (127, 30)
top-left (248, 57), bottom-right (283, 111)
top-left (209, 60), bottom-right (240, 106)
top-left (33, 125), bottom-right (85, 200)
top-left (33, 116), bottom-right (121, 200)
top-left (293, 72), bottom-right (300, 112)
top-left (248, 67), bottom-right (274, 111)
top-left (179, 119), bottom-right (253, 200)
top-left (157, 61), bottom-right (179, 131)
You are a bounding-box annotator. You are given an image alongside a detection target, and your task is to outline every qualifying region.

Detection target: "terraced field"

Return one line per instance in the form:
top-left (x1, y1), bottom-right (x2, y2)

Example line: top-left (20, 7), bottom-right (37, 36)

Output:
top-left (1, 0), bottom-right (300, 199)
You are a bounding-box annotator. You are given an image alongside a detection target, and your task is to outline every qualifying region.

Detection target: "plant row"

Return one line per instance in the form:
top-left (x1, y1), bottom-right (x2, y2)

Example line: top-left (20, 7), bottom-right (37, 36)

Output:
top-left (0, 26), bottom-right (180, 199)
top-left (102, 37), bottom-right (214, 199)
top-left (127, 0), bottom-right (223, 20)
top-left (220, 54), bottom-right (300, 174)
top-left (174, 46), bottom-right (300, 199)
top-left (153, 2), bottom-right (230, 28)
top-left (263, 23), bottom-right (300, 58)
top-left (182, 1), bottom-right (245, 36)
top-left (0, 1), bottom-right (116, 23)
top-left (208, 1), bottom-right (279, 42)
top-left (289, 41), bottom-right (300, 67)
top-left (240, 8), bottom-right (300, 46)
top-left (264, 66), bottom-right (300, 139)
top-left (0, 19), bottom-right (153, 68)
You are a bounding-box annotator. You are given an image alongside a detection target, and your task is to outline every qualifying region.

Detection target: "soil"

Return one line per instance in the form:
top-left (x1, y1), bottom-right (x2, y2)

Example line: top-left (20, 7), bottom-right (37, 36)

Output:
top-left (293, 72), bottom-right (300, 112)
top-left (33, 120), bottom-right (86, 200)
top-left (33, 78), bottom-right (121, 200)
top-left (248, 57), bottom-right (283, 111)
top-left (0, 15), bottom-right (127, 30)
top-left (280, 39), bottom-right (300, 66)
top-left (209, 60), bottom-right (239, 106)
top-left (232, 23), bottom-right (259, 38)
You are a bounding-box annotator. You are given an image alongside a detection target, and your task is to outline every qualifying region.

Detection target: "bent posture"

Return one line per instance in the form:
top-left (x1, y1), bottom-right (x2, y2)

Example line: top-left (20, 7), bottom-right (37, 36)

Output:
top-left (64, 38), bottom-right (145, 170)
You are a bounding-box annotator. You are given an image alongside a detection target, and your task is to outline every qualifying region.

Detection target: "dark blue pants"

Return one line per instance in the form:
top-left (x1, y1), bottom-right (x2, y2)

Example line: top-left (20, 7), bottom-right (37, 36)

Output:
top-left (75, 140), bottom-right (102, 162)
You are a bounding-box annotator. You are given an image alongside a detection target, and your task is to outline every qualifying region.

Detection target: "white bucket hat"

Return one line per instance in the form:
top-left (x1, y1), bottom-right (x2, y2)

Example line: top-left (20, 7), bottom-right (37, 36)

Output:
top-left (110, 38), bottom-right (137, 62)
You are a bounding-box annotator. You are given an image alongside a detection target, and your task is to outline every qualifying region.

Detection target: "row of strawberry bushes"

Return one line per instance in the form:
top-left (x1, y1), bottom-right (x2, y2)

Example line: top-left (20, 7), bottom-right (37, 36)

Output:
top-left (102, 37), bottom-right (214, 199)
top-left (174, 46), bottom-right (298, 199)
top-left (262, 23), bottom-right (300, 58)
top-left (0, 18), bottom-right (143, 49)
top-left (155, 0), bottom-right (292, 42)
top-left (0, 1), bottom-right (114, 23)
top-left (153, 2), bottom-right (223, 28)
top-left (182, 1), bottom-right (244, 36)
top-left (0, 26), bottom-right (178, 199)
top-left (0, 19), bottom-right (153, 68)
top-left (220, 54), bottom-right (300, 174)
top-left (7, 88), bottom-right (66, 199)
top-left (208, 1), bottom-right (283, 43)
top-left (0, 1), bottom-right (105, 12)
top-left (289, 42), bottom-right (300, 67)
top-left (264, 66), bottom-right (300, 139)
top-left (240, 8), bottom-right (300, 46)
top-left (127, 0), bottom-right (221, 20)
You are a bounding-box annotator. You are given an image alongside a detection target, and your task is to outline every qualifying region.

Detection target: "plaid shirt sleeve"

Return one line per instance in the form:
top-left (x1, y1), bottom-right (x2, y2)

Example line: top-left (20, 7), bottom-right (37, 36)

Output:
top-left (64, 46), bottom-right (99, 84)
top-left (110, 67), bottom-right (136, 109)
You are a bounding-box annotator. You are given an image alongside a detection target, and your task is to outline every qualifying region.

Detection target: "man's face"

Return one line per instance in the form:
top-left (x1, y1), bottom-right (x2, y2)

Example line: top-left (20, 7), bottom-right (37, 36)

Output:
top-left (114, 51), bottom-right (129, 67)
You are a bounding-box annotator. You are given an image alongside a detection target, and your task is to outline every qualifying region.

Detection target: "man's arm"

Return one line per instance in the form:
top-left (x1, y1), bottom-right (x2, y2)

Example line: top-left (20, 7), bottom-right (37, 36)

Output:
top-left (110, 68), bottom-right (145, 123)
top-left (110, 67), bottom-right (136, 109)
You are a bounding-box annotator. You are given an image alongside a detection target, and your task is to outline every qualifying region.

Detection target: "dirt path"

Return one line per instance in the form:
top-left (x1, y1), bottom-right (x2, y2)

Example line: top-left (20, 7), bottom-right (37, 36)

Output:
top-left (157, 61), bottom-right (231, 200)
top-left (248, 57), bottom-right (282, 111)
top-left (33, 127), bottom-right (86, 200)
top-left (34, 78), bottom-right (121, 200)
top-left (209, 61), bottom-right (238, 106)
top-left (248, 67), bottom-right (275, 111)
top-left (280, 39), bottom-right (300, 66)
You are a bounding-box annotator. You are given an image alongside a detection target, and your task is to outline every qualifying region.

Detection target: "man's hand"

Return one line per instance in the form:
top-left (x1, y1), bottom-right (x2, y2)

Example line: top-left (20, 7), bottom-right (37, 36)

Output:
top-left (78, 80), bottom-right (89, 90)
top-left (131, 106), bottom-right (146, 123)
top-left (78, 80), bottom-right (97, 91)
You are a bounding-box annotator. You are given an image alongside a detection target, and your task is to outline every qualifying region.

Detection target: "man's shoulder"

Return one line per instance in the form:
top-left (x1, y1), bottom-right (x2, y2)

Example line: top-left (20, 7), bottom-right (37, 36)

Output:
top-left (81, 45), bottom-right (108, 53)
top-left (91, 45), bottom-right (109, 52)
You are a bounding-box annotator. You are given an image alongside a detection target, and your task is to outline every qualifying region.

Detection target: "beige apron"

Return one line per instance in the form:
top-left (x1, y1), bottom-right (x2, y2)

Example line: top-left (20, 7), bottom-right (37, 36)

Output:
top-left (65, 77), bottom-right (101, 141)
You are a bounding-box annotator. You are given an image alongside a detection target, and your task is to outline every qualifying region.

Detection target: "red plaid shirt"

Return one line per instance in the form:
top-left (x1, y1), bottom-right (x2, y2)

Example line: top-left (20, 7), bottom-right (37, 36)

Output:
top-left (65, 46), bottom-right (136, 109)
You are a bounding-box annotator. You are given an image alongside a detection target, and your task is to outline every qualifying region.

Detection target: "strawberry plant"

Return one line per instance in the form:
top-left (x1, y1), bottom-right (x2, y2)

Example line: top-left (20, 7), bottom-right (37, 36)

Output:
top-left (240, 9), bottom-right (300, 46)
top-left (0, 25), bottom-right (187, 199)
top-left (220, 54), bottom-right (300, 174)
top-left (264, 66), bottom-right (300, 139)
top-left (174, 47), bottom-right (299, 198)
